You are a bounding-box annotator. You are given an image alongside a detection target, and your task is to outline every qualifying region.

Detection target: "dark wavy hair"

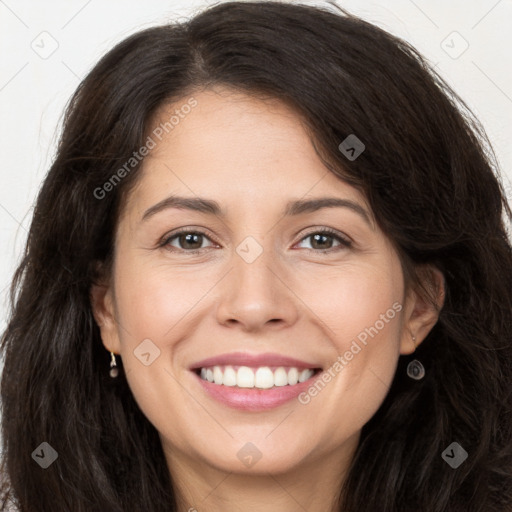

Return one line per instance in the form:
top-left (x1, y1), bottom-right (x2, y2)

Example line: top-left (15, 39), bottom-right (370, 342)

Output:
top-left (1, 1), bottom-right (511, 510)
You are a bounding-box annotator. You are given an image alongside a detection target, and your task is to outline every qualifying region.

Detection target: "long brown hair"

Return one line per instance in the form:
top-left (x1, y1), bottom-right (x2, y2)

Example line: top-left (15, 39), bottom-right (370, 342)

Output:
top-left (2, 2), bottom-right (512, 510)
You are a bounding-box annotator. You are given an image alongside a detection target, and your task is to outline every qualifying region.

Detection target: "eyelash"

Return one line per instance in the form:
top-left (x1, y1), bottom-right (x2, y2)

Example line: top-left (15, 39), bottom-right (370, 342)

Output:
top-left (158, 227), bottom-right (352, 255)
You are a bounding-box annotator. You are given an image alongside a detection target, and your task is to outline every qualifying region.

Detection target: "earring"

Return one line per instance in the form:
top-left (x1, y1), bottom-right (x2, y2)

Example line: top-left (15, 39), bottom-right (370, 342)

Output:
top-left (405, 334), bottom-right (424, 379)
top-left (109, 351), bottom-right (119, 378)
top-left (407, 359), bottom-right (425, 380)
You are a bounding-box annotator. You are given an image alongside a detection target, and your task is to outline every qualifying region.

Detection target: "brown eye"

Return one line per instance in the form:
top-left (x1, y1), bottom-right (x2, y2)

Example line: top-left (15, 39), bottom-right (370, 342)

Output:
top-left (161, 230), bottom-right (215, 253)
top-left (296, 229), bottom-right (352, 253)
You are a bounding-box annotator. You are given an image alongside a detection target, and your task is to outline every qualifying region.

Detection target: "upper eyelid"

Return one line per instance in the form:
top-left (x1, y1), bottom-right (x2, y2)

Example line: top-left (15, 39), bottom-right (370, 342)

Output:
top-left (162, 228), bottom-right (220, 246)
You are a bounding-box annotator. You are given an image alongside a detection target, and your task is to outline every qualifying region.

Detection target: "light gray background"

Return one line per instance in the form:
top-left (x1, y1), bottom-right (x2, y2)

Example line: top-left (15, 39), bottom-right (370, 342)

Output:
top-left (1, 0), bottom-right (511, 344)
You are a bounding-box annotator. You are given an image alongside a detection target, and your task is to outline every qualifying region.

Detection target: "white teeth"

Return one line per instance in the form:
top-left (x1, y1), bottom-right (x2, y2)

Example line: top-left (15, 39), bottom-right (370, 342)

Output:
top-left (255, 367), bottom-right (274, 389)
top-left (213, 366), bottom-right (223, 385)
top-left (197, 365), bottom-right (316, 389)
top-left (237, 366), bottom-right (255, 388)
top-left (287, 367), bottom-right (299, 385)
top-left (222, 366), bottom-right (237, 386)
top-left (274, 367), bottom-right (289, 386)
top-left (298, 369), bottom-right (312, 383)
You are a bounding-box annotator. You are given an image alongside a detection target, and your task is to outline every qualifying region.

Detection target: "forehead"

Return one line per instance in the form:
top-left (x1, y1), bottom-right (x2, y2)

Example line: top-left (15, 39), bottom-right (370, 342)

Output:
top-left (149, 88), bottom-right (321, 172)
top-left (123, 87), bottom-right (370, 220)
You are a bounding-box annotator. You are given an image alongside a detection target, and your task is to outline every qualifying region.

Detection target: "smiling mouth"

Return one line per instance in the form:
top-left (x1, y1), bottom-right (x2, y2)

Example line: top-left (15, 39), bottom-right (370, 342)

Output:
top-left (194, 365), bottom-right (322, 389)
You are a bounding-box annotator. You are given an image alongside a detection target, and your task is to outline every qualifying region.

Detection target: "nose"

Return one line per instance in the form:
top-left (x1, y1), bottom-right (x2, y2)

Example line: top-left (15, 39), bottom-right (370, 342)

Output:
top-left (215, 240), bottom-right (300, 332)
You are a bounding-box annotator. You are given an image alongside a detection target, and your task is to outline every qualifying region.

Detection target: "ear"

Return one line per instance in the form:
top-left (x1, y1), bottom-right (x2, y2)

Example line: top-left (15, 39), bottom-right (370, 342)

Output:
top-left (90, 262), bottom-right (121, 355)
top-left (400, 265), bottom-right (445, 355)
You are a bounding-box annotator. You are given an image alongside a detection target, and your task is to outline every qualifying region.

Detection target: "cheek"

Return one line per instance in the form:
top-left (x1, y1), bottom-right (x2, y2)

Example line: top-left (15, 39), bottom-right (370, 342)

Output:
top-left (113, 256), bottom-right (206, 343)
top-left (309, 261), bottom-right (403, 392)
top-left (299, 267), bottom-right (404, 445)
top-left (110, 256), bottom-right (202, 422)
top-left (305, 261), bottom-right (403, 345)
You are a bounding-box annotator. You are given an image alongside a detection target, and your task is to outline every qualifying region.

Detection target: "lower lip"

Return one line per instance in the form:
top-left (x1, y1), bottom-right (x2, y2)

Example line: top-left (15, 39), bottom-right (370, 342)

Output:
top-left (191, 370), bottom-right (322, 411)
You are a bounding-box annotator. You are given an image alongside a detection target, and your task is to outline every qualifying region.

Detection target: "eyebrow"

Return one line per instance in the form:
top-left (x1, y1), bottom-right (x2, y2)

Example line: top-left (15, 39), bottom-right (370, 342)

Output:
top-left (141, 195), bottom-right (373, 228)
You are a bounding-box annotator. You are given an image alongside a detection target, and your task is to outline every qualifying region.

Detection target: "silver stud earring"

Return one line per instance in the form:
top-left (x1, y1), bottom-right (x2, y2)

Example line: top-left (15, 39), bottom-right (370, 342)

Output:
top-left (109, 351), bottom-right (119, 378)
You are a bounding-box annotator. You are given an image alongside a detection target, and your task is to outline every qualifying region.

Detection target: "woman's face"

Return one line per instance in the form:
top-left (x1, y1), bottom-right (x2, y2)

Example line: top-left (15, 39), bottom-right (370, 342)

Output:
top-left (93, 87), bottom-right (438, 480)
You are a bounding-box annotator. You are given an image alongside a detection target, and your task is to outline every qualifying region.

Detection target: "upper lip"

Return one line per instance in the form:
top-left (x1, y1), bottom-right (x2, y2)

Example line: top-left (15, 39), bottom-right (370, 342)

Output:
top-left (189, 352), bottom-right (322, 370)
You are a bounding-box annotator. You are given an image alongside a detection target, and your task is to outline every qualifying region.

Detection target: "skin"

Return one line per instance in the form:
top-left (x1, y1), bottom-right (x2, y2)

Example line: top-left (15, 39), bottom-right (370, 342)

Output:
top-left (91, 86), bottom-right (444, 512)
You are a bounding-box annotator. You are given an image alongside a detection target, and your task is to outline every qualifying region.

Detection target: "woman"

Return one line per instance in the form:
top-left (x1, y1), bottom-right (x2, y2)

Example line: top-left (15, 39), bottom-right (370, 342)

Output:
top-left (1, 1), bottom-right (511, 511)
